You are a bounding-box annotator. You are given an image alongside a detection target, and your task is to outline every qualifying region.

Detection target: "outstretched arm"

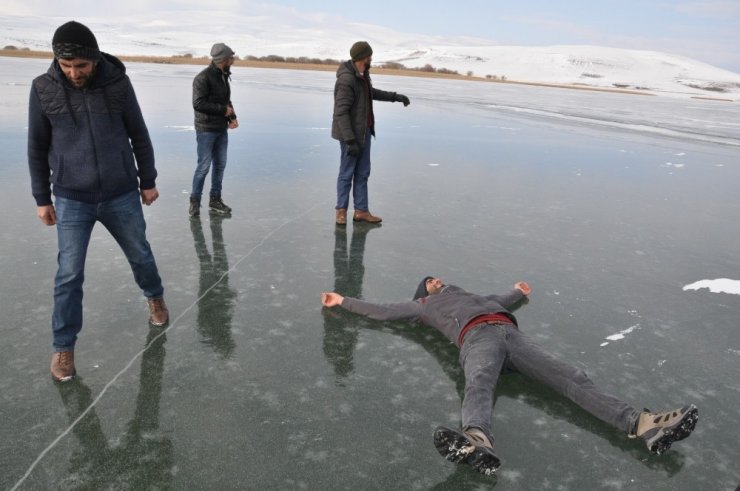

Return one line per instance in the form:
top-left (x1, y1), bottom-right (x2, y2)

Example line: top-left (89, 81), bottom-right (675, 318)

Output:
top-left (372, 88), bottom-right (410, 106)
top-left (321, 292), bottom-right (422, 322)
top-left (486, 281), bottom-right (531, 309)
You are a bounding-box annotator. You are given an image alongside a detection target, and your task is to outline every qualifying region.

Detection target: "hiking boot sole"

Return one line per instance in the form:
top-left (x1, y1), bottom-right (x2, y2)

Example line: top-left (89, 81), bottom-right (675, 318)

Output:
top-left (646, 405), bottom-right (698, 454)
top-left (51, 372), bottom-right (77, 383)
top-left (433, 426), bottom-right (501, 475)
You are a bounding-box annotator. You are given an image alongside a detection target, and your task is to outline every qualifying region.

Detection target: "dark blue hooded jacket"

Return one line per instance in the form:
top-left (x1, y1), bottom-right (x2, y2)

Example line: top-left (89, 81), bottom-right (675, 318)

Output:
top-left (28, 53), bottom-right (156, 206)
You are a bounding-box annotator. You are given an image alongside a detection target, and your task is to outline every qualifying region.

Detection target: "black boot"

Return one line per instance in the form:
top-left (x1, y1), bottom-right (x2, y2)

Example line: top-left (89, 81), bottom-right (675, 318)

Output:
top-left (189, 198), bottom-right (200, 217)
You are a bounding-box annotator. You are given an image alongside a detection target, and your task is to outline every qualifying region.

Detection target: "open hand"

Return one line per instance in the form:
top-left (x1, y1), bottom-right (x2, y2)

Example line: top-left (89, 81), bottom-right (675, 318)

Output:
top-left (515, 282), bottom-right (531, 296)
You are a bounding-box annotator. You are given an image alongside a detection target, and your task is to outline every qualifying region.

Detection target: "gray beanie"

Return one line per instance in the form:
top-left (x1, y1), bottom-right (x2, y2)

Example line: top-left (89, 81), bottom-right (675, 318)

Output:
top-left (350, 41), bottom-right (373, 61)
top-left (211, 43), bottom-right (235, 63)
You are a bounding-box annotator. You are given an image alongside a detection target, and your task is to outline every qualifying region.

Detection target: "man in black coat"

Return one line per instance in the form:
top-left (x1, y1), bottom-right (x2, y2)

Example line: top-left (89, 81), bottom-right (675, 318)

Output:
top-left (330, 41), bottom-right (410, 225)
top-left (189, 42), bottom-right (239, 217)
top-left (28, 21), bottom-right (168, 382)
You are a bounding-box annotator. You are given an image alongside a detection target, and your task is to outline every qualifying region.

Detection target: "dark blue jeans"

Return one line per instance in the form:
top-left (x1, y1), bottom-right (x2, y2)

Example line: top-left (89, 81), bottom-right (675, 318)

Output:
top-left (191, 130), bottom-right (228, 200)
top-left (459, 323), bottom-right (641, 439)
top-left (52, 191), bottom-right (164, 351)
top-left (336, 132), bottom-right (372, 211)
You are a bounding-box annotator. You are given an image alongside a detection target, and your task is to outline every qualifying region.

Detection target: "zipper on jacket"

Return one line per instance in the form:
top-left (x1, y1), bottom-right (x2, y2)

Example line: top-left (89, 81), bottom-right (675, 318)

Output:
top-left (83, 88), bottom-right (103, 190)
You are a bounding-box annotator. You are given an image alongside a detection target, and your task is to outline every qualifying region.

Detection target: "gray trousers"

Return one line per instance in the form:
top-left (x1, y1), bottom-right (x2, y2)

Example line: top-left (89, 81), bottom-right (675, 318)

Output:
top-left (459, 323), bottom-right (641, 439)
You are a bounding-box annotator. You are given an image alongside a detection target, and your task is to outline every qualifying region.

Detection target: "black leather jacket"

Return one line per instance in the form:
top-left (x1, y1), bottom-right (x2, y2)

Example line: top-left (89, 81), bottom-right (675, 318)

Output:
top-left (192, 62), bottom-right (235, 132)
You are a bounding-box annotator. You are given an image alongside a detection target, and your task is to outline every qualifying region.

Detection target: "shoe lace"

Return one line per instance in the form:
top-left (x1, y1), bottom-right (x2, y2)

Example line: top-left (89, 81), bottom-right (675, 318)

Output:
top-left (149, 297), bottom-right (166, 313)
top-left (652, 410), bottom-right (679, 425)
top-left (58, 351), bottom-right (73, 369)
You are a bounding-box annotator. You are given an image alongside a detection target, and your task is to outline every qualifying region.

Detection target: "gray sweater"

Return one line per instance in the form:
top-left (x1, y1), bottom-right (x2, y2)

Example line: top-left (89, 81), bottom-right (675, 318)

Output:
top-left (341, 285), bottom-right (525, 347)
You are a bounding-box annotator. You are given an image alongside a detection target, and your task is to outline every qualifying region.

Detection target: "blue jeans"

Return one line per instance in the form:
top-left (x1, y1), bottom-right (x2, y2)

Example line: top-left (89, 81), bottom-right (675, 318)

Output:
top-left (52, 190), bottom-right (164, 351)
top-left (191, 130), bottom-right (228, 200)
top-left (459, 323), bottom-right (641, 439)
top-left (336, 132), bottom-right (372, 211)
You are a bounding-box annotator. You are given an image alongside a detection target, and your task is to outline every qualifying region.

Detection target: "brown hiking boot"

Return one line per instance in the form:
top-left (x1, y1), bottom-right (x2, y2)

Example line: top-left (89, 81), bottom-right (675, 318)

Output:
top-left (353, 210), bottom-right (382, 223)
top-left (633, 405), bottom-right (698, 454)
top-left (147, 297), bottom-right (169, 327)
top-left (336, 208), bottom-right (347, 225)
top-left (51, 351), bottom-right (76, 382)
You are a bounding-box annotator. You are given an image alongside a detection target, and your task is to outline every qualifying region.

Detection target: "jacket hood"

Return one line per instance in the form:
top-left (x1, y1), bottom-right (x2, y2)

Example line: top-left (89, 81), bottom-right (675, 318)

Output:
top-left (336, 59), bottom-right (362, 80)
top-left (48, 52), bottom-right (126, 89)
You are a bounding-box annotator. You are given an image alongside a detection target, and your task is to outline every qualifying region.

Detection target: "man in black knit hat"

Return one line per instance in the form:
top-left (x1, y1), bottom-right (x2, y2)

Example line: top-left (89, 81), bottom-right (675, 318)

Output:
top-left (28, 21), bottom-right (168, 382)
top-left (322, 277), bottom-right (698, 475)
top-left (331, 41), bottom-right (411, 225)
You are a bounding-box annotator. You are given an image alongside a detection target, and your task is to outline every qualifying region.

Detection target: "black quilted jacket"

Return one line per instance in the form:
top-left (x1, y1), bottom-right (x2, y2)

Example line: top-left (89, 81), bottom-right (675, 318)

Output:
top-left (28, 53), bottom-right (156, 205)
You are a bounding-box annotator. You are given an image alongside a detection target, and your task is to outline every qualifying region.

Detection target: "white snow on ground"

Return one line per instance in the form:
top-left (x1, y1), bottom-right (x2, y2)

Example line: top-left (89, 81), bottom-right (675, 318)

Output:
top-left (1, 12), bottom-right (740, 99)
top-left (683, 279), bottom-right (740, 295)
top-left (600, 325), bottom-right (640, 347)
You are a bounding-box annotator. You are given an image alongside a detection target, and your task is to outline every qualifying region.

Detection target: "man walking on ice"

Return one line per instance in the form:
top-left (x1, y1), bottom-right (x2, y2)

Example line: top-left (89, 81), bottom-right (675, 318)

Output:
top-left (321, 277), bottom-right (698, 475)
top-left (28, 21), bottom-right (169, 382)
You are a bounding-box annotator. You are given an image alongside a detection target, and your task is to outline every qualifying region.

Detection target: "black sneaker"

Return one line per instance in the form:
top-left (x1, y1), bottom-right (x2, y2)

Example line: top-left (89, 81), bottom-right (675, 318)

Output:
top-left (433, 425), bottom-right (501, 476)
top-left (633, 405), bottom-right (698, 455)
top-left (189, 198), bottom-right (200, 217)
top-left (209, 197), bottom-right (232, 214)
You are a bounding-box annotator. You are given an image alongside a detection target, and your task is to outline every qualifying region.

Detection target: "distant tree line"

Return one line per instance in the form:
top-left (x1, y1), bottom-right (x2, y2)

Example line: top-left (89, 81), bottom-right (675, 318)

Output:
top-left (237, 54), bottom-right (464, 75)
top-left (2, 45), bottom-right (521, 81)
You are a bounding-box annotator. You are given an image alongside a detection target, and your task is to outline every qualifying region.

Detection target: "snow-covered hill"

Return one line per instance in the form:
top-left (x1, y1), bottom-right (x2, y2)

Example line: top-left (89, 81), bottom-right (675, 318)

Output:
top-left (2, 12), bottom-right (739, 99)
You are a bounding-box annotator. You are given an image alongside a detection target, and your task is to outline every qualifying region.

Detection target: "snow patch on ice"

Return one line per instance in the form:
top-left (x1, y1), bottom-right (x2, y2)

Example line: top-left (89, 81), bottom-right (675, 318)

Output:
top-left (683, 278), bottom-right (740, 295)
top-left (600, 324), bottom-right (640, 347)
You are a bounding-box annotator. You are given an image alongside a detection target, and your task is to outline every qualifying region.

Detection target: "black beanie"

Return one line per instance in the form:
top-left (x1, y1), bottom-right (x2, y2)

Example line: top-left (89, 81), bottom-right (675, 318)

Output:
top-left (52, 21), bottom-right (100, 61)
top-left (350, 41), bottom-right (373, 61)
top-left (413, 276), bottom-right (435, 300)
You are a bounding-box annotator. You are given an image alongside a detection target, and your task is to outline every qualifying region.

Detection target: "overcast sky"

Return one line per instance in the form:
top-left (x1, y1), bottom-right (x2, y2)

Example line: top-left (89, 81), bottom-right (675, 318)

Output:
top-left (4, 0), bottom-right (739, 72)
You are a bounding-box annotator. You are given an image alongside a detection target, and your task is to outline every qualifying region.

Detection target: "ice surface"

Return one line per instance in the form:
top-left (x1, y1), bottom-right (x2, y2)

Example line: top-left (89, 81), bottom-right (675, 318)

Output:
top-left (2, 57), bottom-right (740, 490)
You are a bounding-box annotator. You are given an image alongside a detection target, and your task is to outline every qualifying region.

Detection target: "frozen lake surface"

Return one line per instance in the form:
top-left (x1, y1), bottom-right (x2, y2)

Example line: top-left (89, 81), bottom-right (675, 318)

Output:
top-left (2, 57), bottom-right (740, 490)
